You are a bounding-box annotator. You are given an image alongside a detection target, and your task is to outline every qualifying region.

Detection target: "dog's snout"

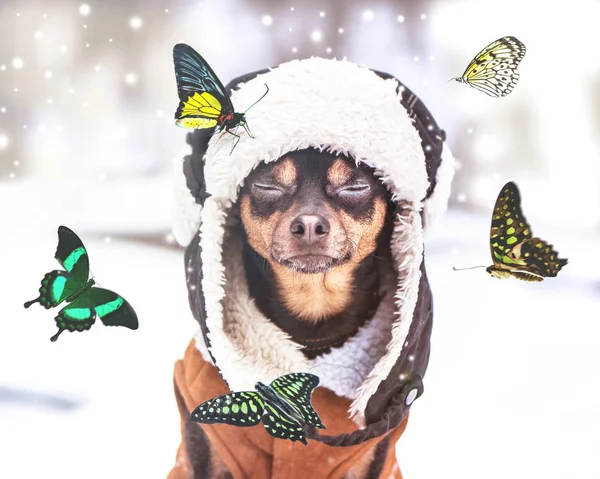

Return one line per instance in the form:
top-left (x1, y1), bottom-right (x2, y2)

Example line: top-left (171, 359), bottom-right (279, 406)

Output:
top-left (290, 214), bottom-right (330, 245)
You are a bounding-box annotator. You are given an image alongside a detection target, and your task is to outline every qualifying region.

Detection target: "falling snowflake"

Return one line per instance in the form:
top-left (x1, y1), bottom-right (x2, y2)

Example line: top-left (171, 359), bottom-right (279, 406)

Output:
top-left (0, 107), bottom-right (6, 113)
top-left (319, 11), bottom-right (325, 17)
top-left (420, 13), bottom-right (427, 20)
top-left (59, 44), bottom-right (68, 53)
top-left (338, 27), bottom-right (344, 34)
top-left (12, 57), bottom-right (24, 69)
top-left (34, 31), bottom-right (43, 40)
top-left (397, 15), bottom-right (405, 23)
top-left (129, 16), bottom-right (143, 30)
top-left (79, 4), bottom-right (91, 16)
top-left (261, 15), bottom-right (273, 26)
top-left (125, 73), bottom-right (137, 85)
top-left (310, 29), bottom-right (322, 42)
top-left (363, 9), bottom-right (374, 21)
top-left (44, 71), bottom-right (52, 79)
top-left (0, 134), bottom-right (9, 150)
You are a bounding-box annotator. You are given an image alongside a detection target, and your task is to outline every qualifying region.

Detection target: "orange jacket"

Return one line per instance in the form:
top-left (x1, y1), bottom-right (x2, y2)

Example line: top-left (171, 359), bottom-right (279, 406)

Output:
top-left (168, 340), bottom-right (408, 479)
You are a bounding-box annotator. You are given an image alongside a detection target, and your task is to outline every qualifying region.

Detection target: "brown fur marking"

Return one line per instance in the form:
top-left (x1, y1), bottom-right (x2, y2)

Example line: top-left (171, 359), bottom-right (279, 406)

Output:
top-left (272, 157), bottom-right (297, 187)
top-left (327, 158), bottom-right (353, 187)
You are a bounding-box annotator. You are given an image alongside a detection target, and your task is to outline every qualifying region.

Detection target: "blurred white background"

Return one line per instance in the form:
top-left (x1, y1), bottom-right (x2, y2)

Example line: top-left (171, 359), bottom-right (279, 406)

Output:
top-left (1, 0), bottom-right (599, 478)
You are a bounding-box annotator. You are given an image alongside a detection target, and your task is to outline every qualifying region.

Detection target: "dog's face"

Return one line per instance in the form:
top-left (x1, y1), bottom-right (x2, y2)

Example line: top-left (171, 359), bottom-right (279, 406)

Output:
top-left (239, 149), bottom-right (389, 275)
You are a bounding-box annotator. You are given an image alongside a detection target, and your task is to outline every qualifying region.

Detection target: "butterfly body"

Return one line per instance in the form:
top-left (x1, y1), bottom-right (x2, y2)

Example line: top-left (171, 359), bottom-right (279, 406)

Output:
top-left (452, 36), bottom-right (526, 97)
top-left (172, 43), bottom-right (267, 153)
top-left (24, 226), bottom-right (139, 341)
top-left (254, 381), bottom-right (305, 426)
top-left (486, 182), bottom-right (567, 281)
top-left (191, 372), bottom-right (324, 446)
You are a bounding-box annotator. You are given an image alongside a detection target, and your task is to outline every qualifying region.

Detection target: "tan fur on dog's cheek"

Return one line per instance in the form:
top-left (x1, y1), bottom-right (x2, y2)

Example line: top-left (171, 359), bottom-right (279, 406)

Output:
top-left (344, 198), bottom-right (387, 263)
top-left (239, 196), bottom-right (280, 262)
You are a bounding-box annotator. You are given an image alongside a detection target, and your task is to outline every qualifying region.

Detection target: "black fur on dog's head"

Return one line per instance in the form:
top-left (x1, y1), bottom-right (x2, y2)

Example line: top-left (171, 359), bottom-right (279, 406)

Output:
top-left (239, 147), bottom-right (392, 322)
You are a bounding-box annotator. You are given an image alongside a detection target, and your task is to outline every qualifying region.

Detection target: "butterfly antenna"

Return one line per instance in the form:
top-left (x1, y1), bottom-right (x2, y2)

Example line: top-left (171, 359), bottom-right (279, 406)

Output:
top-left (452, 265), bottom-right (487, 271)
top-left (243, 84), bottom-right (269, 114)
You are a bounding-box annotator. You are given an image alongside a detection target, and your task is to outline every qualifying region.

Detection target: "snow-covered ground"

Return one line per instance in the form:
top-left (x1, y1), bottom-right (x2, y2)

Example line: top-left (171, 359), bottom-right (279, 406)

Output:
top-left (1, 178), bottom-right (599, 478)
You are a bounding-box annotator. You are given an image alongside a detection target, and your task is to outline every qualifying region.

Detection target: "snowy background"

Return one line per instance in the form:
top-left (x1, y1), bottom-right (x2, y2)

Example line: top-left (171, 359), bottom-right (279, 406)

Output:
top-left (1, 0), bottom-right (599, 478)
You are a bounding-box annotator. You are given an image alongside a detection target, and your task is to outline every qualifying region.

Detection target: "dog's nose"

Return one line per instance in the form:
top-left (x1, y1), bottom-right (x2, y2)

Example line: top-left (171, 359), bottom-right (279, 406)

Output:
top-left (290, 214), bottom-right (330, 245)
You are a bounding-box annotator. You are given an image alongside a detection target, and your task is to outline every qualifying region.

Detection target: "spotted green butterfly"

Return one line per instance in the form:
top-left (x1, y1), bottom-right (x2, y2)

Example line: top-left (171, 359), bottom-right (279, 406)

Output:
top-left (190, 372), bottom-right (325, 445)
top-left (24, 226), bottom-right (139, 341)
top-left (456, 182), bottom-right (567, 281)
top-left (450, 36), bottom-right (526, 97)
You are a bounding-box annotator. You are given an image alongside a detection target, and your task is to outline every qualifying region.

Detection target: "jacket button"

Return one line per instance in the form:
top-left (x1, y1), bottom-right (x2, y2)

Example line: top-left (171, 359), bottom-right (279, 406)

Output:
top-left (405, 388), bottom-right (418, 406)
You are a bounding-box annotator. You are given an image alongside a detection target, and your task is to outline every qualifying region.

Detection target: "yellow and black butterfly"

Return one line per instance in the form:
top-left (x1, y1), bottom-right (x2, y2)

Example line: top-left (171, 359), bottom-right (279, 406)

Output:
top-left (172, 43), bottom-right (269, 153)
top-left (450, 36), bottom-right (526, 97)
top-left (454, 182), bottom-right (568, 282)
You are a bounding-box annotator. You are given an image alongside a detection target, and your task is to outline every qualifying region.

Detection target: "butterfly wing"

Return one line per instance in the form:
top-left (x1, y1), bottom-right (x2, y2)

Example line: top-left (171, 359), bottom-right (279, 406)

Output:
top-left (55, 226), bottom-right (90, 285)
top-left (517, 238), bottom-right (568, 277)
top-left (262, 401), bottom-right (307, 445)
top-left (24, 270), bottom-right (81, 309)
top-left (190, 392), bottom-right (265, 427)
top-left (52, 287), bottom-right (138, 340)
top-left (269, 373), bottom-right (324, 429)
top-left (490, 182), bottom-right (567, 280)
top-left (24, 226), bottom-right (90, 310)
top-left (460, 36), bottom-right (526, 97)
top-left (173, 43), bottom-right (233, 129)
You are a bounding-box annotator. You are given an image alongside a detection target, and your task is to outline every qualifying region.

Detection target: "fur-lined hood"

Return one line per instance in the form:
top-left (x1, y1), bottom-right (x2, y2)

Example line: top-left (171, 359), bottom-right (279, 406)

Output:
top-left (172, 57), bottom-right (454, 440)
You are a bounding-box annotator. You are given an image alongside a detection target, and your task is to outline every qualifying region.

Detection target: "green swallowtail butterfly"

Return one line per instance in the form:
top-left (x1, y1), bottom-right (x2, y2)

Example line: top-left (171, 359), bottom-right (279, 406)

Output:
top-left (454, 182), bottom-right (568, 281)
top-left (190, 372), bottom-right (325, 445)
top-left (24, 226), bottom-right (139, 341)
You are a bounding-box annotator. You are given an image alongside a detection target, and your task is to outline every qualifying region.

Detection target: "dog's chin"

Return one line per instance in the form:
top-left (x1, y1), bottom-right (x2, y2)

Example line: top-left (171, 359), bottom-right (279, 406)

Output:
top-left (277, 255), bottom-right (349, 274)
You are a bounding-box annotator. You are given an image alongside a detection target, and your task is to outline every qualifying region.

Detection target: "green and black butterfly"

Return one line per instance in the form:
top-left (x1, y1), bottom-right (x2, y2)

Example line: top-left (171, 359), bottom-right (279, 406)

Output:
top-left (190, 372), bottom-right (325, 445)
top-left (24, 226), bottom-right (139, 341)
top-left (454, 182), bottom-right (568, 282)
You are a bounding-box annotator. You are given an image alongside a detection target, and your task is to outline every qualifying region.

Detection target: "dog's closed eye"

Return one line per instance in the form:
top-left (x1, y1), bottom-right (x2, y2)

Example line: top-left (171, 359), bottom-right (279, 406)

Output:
top-left (252, 183), bottom-right (284, 200)
top-left (337, 183), bottom-right (370, 198)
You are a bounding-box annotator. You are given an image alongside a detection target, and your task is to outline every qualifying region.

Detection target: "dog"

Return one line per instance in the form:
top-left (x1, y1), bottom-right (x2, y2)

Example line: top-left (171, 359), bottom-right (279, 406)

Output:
top-left (239, 147), bottom-right (394, 359)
